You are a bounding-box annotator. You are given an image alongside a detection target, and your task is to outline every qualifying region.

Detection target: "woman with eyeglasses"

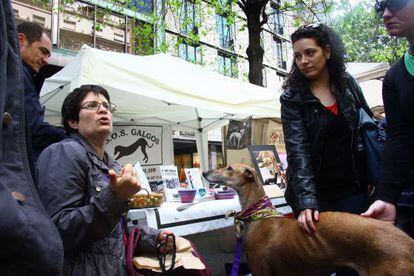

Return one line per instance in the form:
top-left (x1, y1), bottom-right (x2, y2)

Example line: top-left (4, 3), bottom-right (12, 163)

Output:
top-left (362, 0), bottom-right (414, 225)
top-left (280, 24), bottom-right (372, 237)
top-left (35, 85), bottom-right (174, 275)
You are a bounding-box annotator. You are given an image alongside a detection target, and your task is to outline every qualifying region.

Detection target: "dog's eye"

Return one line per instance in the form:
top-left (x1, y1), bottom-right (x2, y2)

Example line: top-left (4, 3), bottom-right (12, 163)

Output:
top-left (227, 166), bottom-right (233, 171)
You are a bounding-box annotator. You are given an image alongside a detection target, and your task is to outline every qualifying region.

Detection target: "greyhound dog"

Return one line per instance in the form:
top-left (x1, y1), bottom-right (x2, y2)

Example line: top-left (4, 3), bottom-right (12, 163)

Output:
top-left (203, 164), bottom-right (414, 276)
top-left (228, 129), bottom-right (245, 149)
top-left (114, 138), bottom-right (153, 163)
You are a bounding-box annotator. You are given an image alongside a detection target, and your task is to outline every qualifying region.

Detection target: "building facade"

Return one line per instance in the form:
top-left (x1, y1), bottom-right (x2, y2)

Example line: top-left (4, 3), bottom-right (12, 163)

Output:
top-left (12, 0), bottom-right (293, 170)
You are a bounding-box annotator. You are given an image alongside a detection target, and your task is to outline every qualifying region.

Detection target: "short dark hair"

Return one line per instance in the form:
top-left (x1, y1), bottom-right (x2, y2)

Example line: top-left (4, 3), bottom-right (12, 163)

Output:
top-left (61, 85), bottom-right (111, 134)
top-left (17, 22), bottom-right (45, 44)
top-left (283, 24), bottom-right (346, 94)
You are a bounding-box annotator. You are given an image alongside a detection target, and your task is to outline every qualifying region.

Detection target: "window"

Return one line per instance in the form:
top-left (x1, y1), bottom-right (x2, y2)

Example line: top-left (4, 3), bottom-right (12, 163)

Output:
top-left (179, 42), bottom-right (201, 63)
top-left (216, 14), bottom-right (233, 50)
top-left (180, 0), bottom-right (197, 35)
top-left (276, 72), bottom-right (285, 83)
top-left (114, 30), bottom-right (125, 42)
top-left (274, 37), bottom-right (287, 70)
top-left (217, 52), bottom-right (237, 77)
top-left (269, 4), bottom-right (284, 35)
top-left (130, 0), bottom-right (153, 15)
top-left (132, 20), bottom-right (155, 55)
top-left (263, 68), bottom-right (267, 87)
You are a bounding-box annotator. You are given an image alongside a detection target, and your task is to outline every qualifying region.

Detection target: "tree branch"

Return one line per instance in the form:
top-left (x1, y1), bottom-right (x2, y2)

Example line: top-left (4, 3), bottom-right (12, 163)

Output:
top-left (297, 0), bottom-right (321, 22)
top-left (259, 0), bottom-right (269, 26)
top-left (237, 0), bottom-right (246, 13)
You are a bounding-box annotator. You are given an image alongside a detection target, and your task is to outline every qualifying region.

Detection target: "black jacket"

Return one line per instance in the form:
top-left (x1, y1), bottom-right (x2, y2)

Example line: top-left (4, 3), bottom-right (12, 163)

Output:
top-left (280, 75), bottom-right (371, 212)
top-left (23, 63), bottom-right (66, 161)
top-left (0, 2), bottom-right (63, 274)
top-left (377, 57), bottom-right (414, 204)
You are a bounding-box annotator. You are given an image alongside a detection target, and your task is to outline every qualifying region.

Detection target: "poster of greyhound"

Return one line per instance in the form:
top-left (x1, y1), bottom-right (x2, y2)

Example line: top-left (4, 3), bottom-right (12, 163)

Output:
top-left (105, 125), bottom-right (163, 167)
top-left (225, 118), bottom-right (252, 150)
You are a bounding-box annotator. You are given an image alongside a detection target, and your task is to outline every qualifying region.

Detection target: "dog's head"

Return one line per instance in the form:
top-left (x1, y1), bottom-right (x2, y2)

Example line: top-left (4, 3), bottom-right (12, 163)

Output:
top-left (113, 146), bottom-right (121, 160)
top-left (202, 164), bottom-right (261, 194)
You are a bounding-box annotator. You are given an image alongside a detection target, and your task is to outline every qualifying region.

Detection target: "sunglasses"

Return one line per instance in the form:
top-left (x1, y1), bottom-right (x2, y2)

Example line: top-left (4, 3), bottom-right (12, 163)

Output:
top-left (299, 23), bottom-right (322, 30)
top-left (81, 101), bottom-right (116, 112)
top-left (374, 0), bottom-right (412, 15)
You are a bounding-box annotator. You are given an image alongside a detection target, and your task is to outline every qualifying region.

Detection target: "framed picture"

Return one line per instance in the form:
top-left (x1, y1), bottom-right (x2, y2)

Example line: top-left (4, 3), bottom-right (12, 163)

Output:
top-left (248, 145), bottom-right (285, 191)
top-left (225, 118), bottom-right (252, 150)
top-left (160, 165), bottom-right (180, 201)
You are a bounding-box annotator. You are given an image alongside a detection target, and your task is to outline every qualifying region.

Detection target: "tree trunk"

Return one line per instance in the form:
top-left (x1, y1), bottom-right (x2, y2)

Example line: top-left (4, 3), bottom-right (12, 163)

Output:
top-left (239, 0), bottom-right (268, 87)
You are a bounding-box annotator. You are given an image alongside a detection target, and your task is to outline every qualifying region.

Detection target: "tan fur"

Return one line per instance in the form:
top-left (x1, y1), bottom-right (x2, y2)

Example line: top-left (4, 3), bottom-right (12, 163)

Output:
top-left (203, 164), bottom-right (414, 276)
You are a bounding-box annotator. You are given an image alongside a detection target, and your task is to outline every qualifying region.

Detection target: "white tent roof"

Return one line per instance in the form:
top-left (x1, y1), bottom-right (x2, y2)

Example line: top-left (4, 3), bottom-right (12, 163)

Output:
top-left (41, 45), bottom-right (281, 132)
top-left (347, 62), bottom-right (390, 108)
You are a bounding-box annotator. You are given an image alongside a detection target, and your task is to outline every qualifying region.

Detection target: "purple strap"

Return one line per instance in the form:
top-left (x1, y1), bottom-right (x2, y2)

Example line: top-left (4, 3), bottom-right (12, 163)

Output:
top-left (125, 227), bottom-right (141, 276)
top-left (230, 237), bottom-right (243, 276)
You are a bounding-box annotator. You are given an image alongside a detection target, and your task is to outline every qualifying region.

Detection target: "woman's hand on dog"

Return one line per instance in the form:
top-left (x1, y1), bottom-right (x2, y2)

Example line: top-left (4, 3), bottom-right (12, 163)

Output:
top-left (298, 209), bottom-right (319, 234)
top-left (361, 200), bottom-right (396, 224)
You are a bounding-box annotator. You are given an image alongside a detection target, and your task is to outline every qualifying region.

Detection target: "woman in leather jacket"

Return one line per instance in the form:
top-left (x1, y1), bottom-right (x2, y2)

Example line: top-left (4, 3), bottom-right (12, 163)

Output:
top-left (280, 24), bottom-right (372, 235)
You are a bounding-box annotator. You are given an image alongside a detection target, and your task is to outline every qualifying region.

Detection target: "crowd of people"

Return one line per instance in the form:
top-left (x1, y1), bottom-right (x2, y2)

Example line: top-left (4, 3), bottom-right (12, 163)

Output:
top-left (0, 0), bottom-right (413, 274)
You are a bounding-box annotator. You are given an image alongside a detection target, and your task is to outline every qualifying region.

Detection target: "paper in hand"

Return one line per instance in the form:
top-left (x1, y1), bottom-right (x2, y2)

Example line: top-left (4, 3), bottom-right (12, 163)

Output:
top-left (134, 162), bottom-right (151, 192)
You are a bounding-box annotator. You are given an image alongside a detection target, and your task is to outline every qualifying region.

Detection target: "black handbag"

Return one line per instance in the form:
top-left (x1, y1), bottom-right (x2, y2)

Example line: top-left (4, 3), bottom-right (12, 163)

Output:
top-left (346, 76), bottom-right (386, 187)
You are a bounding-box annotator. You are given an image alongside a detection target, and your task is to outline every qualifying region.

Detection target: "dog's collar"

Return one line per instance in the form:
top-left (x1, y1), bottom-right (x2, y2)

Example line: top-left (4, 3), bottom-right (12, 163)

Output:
top-left (235, 196), bottom-right (282, 221)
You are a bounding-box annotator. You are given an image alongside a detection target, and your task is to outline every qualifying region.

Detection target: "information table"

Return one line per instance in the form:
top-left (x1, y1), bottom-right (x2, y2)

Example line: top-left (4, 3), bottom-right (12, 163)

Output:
top-left (127, 196), bottom-right (291, 236)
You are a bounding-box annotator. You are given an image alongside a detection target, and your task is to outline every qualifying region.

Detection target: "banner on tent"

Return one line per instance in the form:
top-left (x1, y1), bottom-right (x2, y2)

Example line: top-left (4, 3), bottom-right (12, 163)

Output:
top-left (105, 125), bottom-right (163, 170)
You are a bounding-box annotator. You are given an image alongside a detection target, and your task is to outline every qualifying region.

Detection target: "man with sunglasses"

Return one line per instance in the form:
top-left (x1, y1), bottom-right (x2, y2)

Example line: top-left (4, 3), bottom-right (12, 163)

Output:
top-left (362, 0), bottom-right (414, 229)
top-left (18, 22), bottom-right (67, 166)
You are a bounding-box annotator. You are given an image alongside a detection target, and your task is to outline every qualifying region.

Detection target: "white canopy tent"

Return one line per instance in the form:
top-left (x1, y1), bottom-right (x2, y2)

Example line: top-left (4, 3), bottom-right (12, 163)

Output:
top-left (40, 45), bottom-right (281, 170)
top-left (347, 62), bottom-right (390, 108)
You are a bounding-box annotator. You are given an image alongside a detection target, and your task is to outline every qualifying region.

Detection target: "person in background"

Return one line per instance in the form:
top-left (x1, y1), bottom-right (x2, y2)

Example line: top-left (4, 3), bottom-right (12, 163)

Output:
top-left (280, 24), bottom-right (372, 234)
top-left (36, 84), bottom-right (174, 275)
top-left (362, 0), bottom-right (414, 224)
top-left (0, 1), bottom-right (63, 274)
top-left (17, 22), bottom-right (66, 162)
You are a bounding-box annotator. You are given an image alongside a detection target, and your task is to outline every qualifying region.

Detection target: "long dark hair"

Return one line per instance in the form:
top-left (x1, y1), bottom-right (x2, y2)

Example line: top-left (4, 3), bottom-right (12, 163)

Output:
top-left (283, 24), bottom-right (346, 94)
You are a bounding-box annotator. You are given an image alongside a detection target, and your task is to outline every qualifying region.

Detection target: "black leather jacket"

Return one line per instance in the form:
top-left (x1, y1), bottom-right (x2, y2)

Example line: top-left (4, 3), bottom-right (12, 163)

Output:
top-left (280, 75), bottom-right (371, 212)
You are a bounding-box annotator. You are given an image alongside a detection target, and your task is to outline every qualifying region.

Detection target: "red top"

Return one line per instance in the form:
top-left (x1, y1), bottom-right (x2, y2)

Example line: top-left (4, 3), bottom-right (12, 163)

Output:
top-left (326, 101), bottom-right (338, 116)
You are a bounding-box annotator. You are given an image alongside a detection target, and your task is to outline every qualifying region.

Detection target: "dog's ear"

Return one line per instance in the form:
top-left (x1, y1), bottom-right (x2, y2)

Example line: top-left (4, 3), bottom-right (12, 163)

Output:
top-left (243, 168), bottom-right (254, 181)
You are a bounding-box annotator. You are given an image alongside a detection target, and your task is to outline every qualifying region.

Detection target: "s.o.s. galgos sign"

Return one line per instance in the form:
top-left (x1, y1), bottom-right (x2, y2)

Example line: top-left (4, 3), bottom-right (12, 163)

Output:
top-left (105, 125), bottom-right (163, 167)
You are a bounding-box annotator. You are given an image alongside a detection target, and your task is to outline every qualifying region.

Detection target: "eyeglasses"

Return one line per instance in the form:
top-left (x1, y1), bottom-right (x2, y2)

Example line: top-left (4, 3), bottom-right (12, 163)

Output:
top-left (81, 101), bottom-right (116, 112)
top-left (374, 0), bottom-right (412, 15)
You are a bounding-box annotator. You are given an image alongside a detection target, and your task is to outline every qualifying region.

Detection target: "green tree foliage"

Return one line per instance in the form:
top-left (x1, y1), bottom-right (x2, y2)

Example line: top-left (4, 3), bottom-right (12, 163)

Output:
top-left (33, 0), bottom-right (337, 86)
top-left (280, 0), bottom-right (335, 26)
top-left (332, 1), bottom-right (407, 64)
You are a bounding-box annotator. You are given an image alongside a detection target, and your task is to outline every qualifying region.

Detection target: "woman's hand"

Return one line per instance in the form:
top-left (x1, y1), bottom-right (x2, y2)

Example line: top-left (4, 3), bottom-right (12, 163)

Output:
top-left (298, 209), bottom-right (319, 234)
top-left (361, 200), bottom-right (396, 224)
top-left (157, 230), bottom-right (174, 254)
top-left (108, 164), bottom-right (141, 201)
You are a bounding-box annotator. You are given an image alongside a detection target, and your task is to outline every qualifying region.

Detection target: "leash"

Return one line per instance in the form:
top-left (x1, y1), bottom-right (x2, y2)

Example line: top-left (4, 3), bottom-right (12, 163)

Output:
top-left (226, 196), bottom-right (285, 276)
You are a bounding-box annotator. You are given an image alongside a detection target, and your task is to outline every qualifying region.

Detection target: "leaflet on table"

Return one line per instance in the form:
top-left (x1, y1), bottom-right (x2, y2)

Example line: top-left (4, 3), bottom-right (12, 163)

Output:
top-left (160, 165), bottom-right (180, 201)
top-left (184, 168), bottom-right (206, 197)
top-left (134, 162), bottom-right (151, 193)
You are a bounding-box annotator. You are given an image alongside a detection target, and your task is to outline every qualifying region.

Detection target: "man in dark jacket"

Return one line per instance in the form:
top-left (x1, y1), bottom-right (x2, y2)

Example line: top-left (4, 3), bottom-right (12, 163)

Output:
top-left (17, 22), bottom-right (66, 162)
top-left (0, 1), bottom-right (63, 274)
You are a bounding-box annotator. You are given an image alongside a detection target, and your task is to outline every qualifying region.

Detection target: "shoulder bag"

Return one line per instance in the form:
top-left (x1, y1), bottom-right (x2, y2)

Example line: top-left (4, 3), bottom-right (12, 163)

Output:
top-left (346, 76), bottom-right (386, 188)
